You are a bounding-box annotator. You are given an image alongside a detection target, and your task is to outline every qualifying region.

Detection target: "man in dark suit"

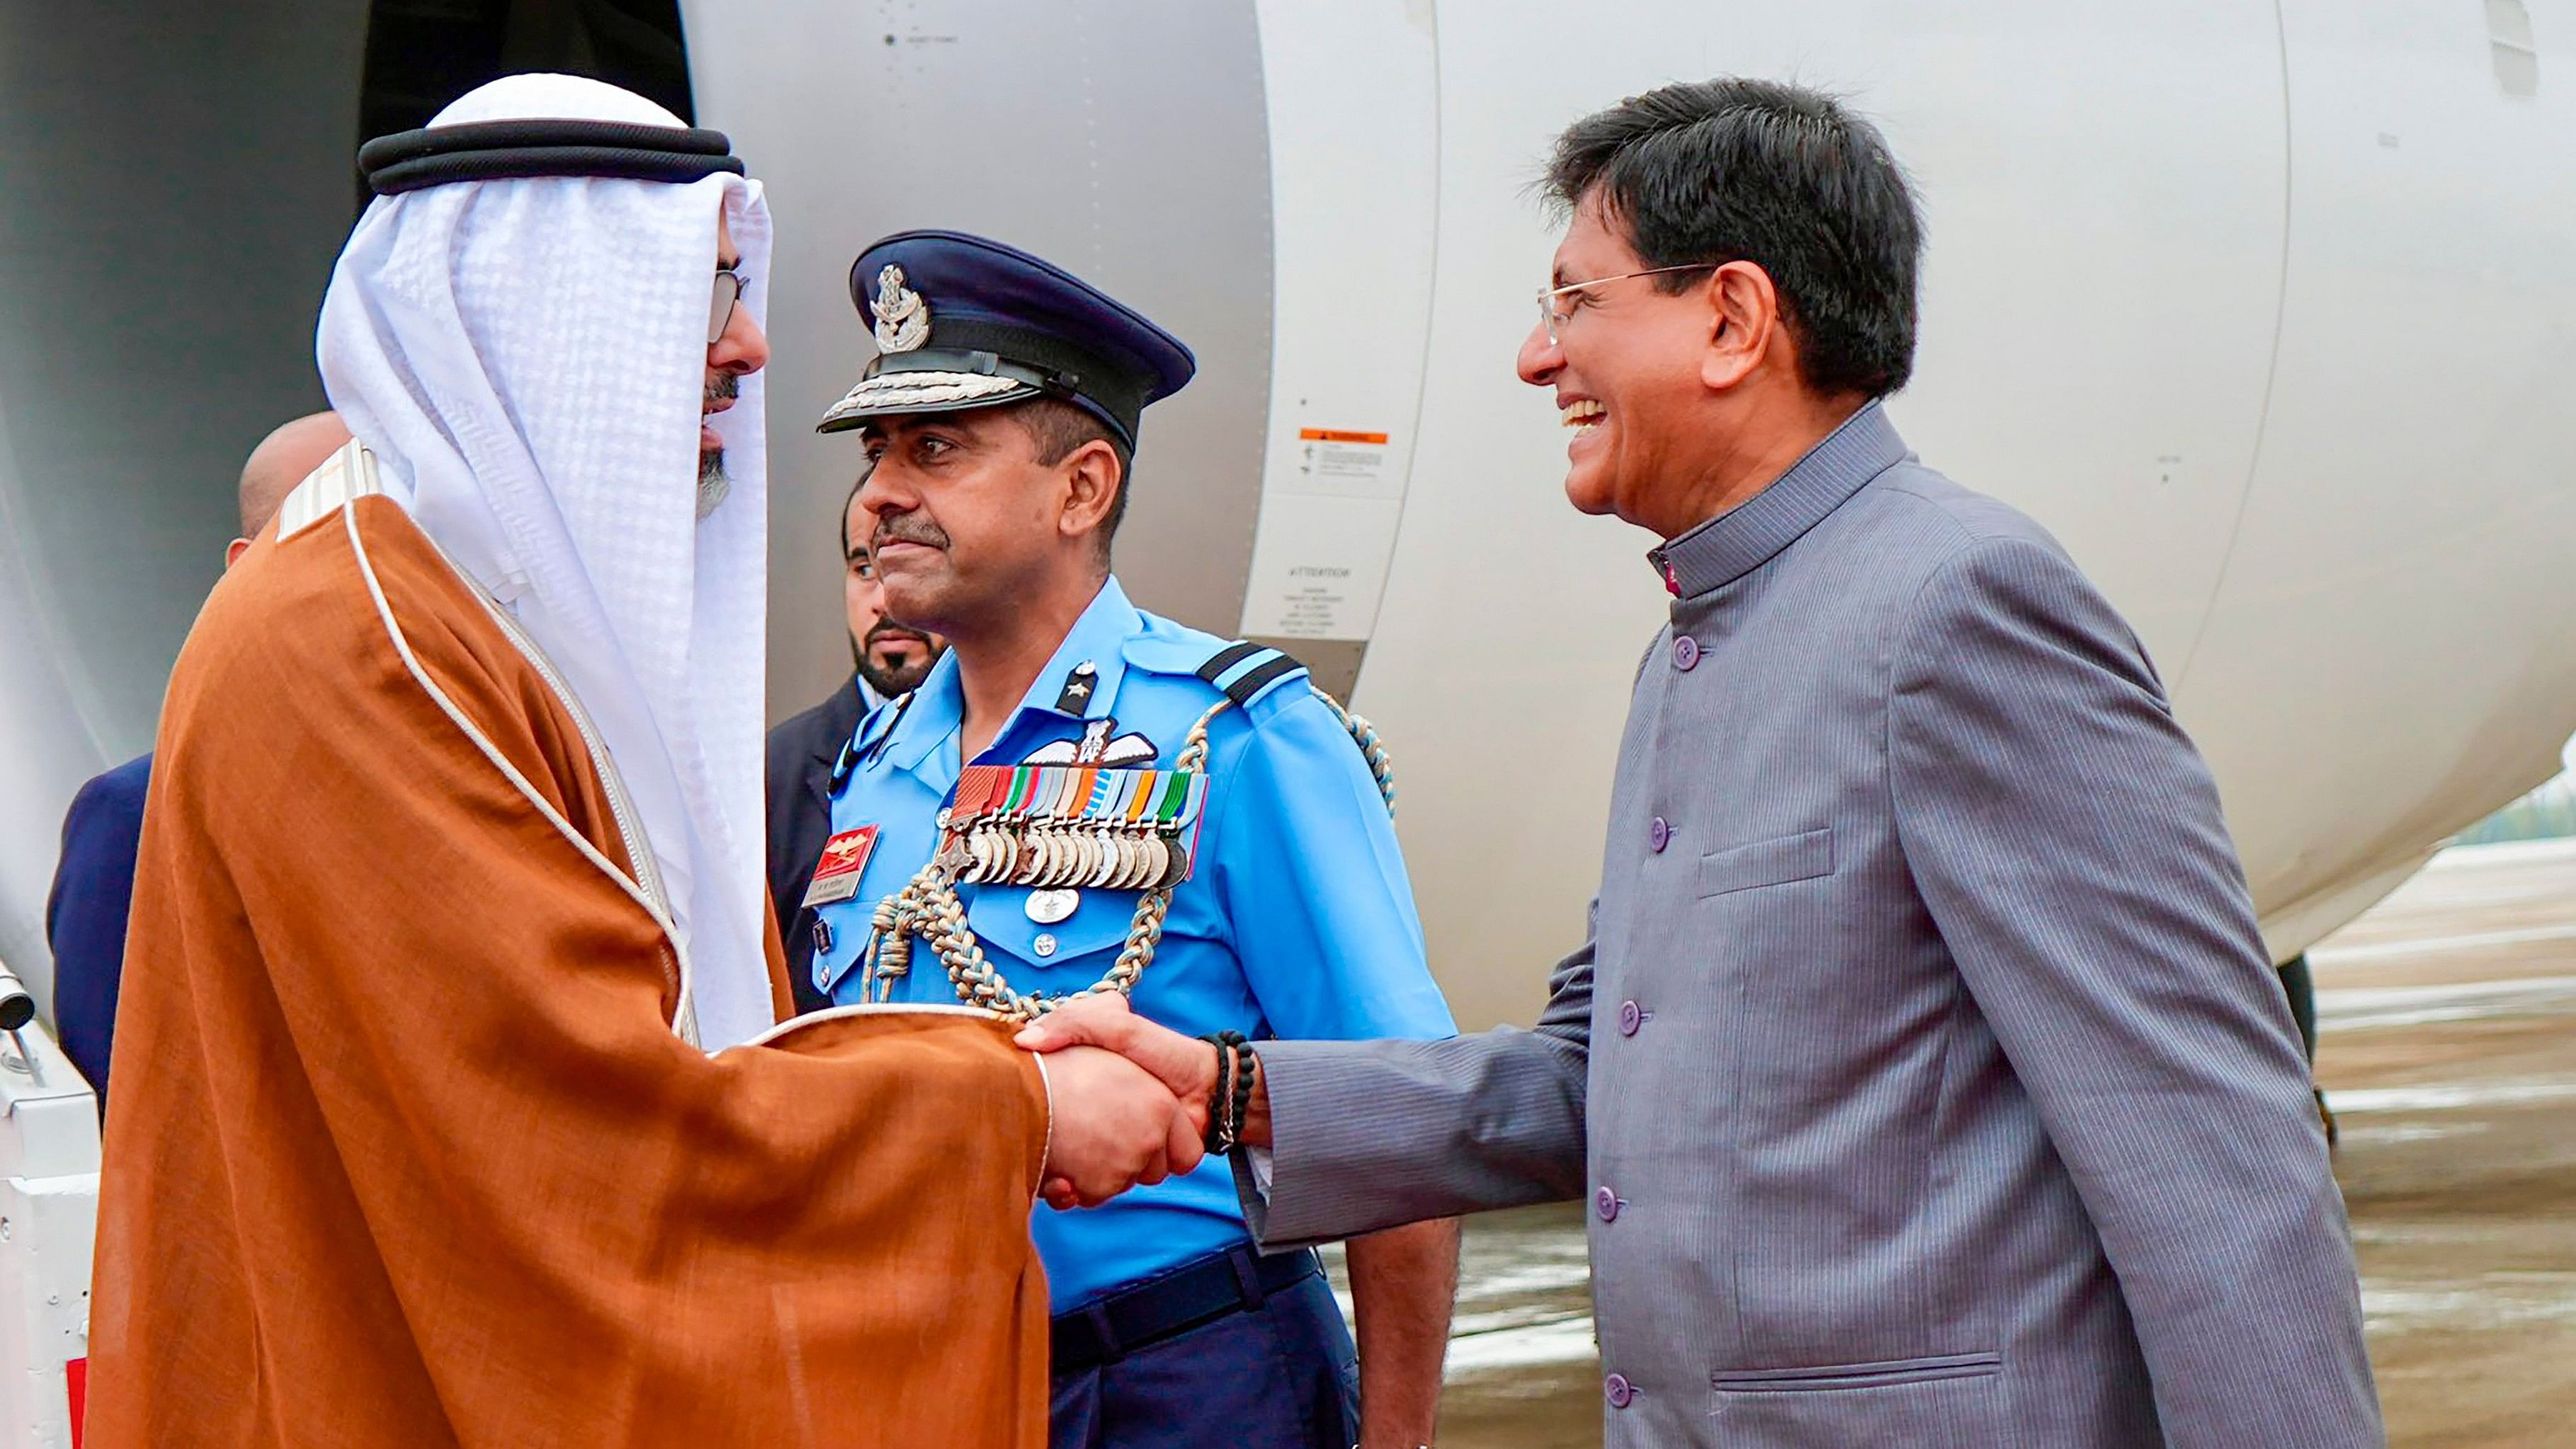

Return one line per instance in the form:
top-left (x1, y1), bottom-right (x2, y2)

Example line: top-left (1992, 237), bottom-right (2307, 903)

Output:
top-left (765, 477), bottom-right (945, 1011)
top-left (47, 755), bottom-right (152, 1100)
top-left (48, 411), bottom-right (348, 1103)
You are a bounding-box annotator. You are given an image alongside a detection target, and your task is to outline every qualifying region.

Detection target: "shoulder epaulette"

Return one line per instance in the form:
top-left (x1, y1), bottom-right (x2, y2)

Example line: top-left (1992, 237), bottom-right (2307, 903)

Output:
top-left (1195, 640), bottom-right (1310, 710)
top-left (1186, 639), bottom-right (1397, 815)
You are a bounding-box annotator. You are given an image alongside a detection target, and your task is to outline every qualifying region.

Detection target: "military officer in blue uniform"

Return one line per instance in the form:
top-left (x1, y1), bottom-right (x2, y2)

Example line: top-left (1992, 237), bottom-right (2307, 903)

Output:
top-left (802, 231), bottom-right (1459, 1449)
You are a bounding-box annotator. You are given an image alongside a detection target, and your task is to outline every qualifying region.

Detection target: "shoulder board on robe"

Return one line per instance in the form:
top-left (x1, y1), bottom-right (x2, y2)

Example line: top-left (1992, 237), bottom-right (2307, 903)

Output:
top-left (274, 440), bottom-right (385, 542)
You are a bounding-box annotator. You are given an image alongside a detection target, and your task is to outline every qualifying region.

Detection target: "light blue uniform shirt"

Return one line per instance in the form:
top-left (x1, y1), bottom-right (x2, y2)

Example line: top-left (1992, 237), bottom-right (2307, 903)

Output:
top-left (808, 578), bottom-right (1456, 1312)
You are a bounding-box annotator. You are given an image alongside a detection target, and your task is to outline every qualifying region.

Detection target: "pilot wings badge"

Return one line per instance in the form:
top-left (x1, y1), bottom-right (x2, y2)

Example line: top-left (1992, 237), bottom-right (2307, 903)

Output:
top-left (873, 264), bottom-right (931, 353)
top-left (1023, 717), bottom-right (1159, 768)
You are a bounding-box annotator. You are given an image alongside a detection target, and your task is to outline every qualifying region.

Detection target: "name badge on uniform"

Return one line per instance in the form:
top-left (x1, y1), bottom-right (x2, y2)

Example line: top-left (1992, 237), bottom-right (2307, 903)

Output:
top-left (802, 826), bottom-right (880, 908)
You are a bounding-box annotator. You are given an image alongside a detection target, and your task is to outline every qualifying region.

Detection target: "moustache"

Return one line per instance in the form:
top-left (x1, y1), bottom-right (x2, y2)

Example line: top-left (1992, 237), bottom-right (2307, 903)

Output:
top-left (865, 618), bottom-right (931, 648)
top-left (871, 513), bottom-right (951, 552)
top-left (704, 373), bottom-right (739, 406)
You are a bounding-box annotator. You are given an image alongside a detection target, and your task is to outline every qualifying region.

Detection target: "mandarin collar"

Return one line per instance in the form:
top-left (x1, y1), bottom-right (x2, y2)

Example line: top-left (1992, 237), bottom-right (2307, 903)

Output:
top-left (879, 576), bottom-right (1141, 778)
top-left (1647, 402), bottom-right (1909, 601)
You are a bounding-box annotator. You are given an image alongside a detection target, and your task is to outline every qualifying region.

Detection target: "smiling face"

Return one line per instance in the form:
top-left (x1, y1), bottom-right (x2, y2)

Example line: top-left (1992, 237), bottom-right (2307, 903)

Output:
top-left (1515, 193), bottom-right (1725, 528)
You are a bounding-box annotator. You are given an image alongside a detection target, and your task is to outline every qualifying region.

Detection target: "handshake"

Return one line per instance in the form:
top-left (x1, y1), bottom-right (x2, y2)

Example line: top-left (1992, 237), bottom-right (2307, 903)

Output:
top-left (1018, 996), bottom-right (1264, 1211)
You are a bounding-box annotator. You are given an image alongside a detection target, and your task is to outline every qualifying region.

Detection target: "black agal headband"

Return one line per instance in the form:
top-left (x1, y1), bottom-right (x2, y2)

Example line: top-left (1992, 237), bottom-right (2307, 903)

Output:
top-left (359, 118), bottom-right (744, 196)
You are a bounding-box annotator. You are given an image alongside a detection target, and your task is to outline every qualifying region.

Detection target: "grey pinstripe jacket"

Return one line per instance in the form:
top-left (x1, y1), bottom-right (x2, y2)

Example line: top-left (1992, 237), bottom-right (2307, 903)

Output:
top-left (1244, 405), bottom-right (2381, 1447)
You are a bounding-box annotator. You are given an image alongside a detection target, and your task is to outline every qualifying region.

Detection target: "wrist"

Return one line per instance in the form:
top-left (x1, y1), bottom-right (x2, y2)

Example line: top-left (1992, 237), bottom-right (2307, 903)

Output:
top-left (1187, 1038), bottom-right (1222, 1106)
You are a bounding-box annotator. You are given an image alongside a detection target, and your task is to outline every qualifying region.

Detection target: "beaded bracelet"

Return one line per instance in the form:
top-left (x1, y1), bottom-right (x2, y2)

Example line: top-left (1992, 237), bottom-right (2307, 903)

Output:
top-left (1198, 1030), bottom-right (1248, 1154)
top-left (1228, 1044), bottom-right (1257, 1152)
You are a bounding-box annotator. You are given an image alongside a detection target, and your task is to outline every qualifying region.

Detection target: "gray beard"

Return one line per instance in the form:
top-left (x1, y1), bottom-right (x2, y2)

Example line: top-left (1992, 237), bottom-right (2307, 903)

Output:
top-left (696, 448), bottom-right (731, 520)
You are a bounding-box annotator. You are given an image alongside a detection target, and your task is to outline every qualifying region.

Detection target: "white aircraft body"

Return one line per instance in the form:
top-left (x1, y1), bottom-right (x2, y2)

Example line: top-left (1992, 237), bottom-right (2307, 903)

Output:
top-left (696, 0), bottom-right (2576, 1028)
top-left (3, 0), bottom-right (2573, 1040)
top-left (0, 4), bottom-right (2570, 1441)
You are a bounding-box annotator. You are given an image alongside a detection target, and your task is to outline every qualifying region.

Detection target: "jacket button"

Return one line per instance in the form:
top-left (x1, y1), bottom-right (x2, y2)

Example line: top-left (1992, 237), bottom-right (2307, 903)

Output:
top-left (1604, 1373), bottom-right (1635, 1409)
top-left (1673, 635), bottom-right (1701, 670)
top-left (1617, 1000), bottom-right (1642, 1036)
top-left (1647, 816), bottom-right (1669, 853)
top-left (1595, 1186), bottom-right (1621, 1222)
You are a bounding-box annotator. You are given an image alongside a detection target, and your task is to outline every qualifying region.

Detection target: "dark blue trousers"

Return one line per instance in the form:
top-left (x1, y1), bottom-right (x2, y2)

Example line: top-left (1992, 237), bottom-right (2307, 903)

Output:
top-left (1048, 1268), bottom-right (1358, 1449)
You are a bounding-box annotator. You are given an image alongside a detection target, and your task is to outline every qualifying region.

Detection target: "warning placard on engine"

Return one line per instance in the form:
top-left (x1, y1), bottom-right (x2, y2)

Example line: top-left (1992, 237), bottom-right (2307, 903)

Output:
top-left (1239, 492), bottom-right (1402, 640)
top-left (1243, 420), bottom-right (1412, 640)
top-left (1286, 427), bottom-right (1401, 499)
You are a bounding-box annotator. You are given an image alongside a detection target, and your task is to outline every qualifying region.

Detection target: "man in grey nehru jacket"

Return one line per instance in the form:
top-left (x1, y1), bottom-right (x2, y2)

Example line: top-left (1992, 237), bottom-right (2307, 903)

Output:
top-left (1023, 76), bottom-right (2382, 1449)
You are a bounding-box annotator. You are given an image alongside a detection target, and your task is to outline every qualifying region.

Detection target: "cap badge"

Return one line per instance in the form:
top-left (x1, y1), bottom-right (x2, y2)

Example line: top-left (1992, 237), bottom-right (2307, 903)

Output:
top-left (873, 265), bottom-right (931, 353)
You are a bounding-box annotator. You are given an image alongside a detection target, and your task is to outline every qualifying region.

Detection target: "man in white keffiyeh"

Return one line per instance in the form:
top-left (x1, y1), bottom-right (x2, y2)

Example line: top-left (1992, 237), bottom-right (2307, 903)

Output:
top-left (318, 72), bottom-right (778, 1046)
top-left (85, 74), bottom-right (1200, 1448)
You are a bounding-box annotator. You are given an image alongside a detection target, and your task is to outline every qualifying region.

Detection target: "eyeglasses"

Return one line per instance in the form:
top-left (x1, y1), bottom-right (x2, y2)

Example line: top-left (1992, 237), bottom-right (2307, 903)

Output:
top-left (1534, 263), bottom-right (1715, 344)
top-left (708, 266), bottom-right (751, 346)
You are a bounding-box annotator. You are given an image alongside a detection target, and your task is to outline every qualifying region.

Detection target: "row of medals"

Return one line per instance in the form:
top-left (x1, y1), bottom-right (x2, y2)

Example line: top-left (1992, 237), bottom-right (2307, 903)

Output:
top-left (936, 814), bottom-right (1192, 925)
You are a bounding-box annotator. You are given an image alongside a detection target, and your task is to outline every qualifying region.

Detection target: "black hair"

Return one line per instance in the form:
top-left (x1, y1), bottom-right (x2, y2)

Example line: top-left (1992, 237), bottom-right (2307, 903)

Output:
top-left (1545, 78), bottom-right (1922, 398)
top-left (1009, 397), bottom-right (1134, 559)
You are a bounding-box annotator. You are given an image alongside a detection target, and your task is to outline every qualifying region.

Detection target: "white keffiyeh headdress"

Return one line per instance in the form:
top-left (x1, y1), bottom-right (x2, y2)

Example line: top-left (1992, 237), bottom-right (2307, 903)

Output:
top-left (317, 74), bottom-right (776, 1049)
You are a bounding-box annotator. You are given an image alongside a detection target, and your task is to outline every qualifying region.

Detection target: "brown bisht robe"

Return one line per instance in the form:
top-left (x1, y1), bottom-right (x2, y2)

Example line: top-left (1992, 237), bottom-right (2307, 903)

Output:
top-left (87, 471), bottom-right (1050, 1448)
